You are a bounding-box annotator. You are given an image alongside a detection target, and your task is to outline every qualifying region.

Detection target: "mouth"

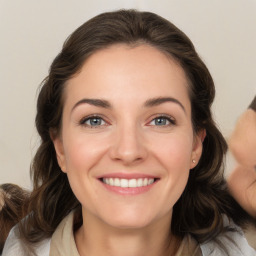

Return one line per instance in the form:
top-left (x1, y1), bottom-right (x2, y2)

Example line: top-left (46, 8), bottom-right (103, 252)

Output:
top-left (100, 177), bottom-right (159, 188)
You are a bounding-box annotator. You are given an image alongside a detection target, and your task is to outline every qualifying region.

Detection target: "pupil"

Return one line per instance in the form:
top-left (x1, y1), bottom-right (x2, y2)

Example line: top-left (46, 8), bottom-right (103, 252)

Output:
top-left (156, 118), bottom-right (166, 125)
top-left (90, 118), bottom-right (101, 125)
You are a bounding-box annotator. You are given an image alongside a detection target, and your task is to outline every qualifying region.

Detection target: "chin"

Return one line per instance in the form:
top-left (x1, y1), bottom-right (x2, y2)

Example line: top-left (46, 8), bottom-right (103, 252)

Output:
top-left (100, 208), bottom-right (162, 230)
top-left (107, 217), bottom-right (152, 230)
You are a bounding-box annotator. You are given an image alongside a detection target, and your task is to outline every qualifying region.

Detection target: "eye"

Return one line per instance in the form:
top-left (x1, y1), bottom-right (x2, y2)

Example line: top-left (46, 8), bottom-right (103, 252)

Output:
top-left (149, 116), bottom-right (176, 126)
top-left (80, 116), bottom-right (107, 127)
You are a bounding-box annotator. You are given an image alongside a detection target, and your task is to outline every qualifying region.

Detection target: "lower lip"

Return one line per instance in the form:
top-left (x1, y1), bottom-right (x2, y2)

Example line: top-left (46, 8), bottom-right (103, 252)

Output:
top-left (100, 180), bottom-right (158, 195)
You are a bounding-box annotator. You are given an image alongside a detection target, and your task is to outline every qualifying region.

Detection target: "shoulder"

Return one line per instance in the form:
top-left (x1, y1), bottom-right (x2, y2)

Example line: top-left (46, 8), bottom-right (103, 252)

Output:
top-left (50, 211), bottom-right (80, 255)
top-left (2, 225), bottom-right (51, 256)
top-left (200, 217), bottom-right (255, 256)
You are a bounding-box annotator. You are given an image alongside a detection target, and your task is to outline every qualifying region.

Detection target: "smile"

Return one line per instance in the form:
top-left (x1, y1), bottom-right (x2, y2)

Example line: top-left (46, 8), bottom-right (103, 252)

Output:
top-left (102, 178), bottom-right (156, 188)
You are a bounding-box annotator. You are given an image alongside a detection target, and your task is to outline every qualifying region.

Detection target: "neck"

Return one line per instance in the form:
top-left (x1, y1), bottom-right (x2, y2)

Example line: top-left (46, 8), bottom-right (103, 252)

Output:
top-left (75, 209), bottom-right (181, 256)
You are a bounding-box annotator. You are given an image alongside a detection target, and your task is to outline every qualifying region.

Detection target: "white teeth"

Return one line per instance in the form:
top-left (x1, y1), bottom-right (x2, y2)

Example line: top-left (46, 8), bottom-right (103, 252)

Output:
top-left (102, 178), bottom-right (155, 188)
top-left (120, 179), bottom-right (129, 187)
top-left (114, 178), bottom-right (120, 186)
top-left (137, 178), bottom-right (143, 187)
top-left (148, 178), bottom-right (154, 185)
top-left (109, 178), bottom-right (114, 186)
top-left (103, 178), bottom-right (109, 185)
top-left (128, 179), bottom-right (137, 188)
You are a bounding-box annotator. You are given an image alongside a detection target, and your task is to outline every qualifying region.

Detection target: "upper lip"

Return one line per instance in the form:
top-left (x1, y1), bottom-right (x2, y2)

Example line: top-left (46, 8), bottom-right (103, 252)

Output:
top-left (97, 173), bottom-right (159, 179)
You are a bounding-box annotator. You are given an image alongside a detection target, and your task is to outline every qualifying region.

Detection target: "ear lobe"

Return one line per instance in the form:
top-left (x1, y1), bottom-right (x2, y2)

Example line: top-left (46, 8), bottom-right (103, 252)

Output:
top-left (190, 129), bottom-right (206, 168)
top-left (50, 132), bottom-right (67, 173)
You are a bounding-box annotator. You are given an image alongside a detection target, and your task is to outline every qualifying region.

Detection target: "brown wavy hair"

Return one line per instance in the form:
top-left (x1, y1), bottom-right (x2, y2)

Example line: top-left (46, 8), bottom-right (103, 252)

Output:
top-left (19, 9), bottom-right (250, 251)
top-left (0, 184), bottom-right (29, 253)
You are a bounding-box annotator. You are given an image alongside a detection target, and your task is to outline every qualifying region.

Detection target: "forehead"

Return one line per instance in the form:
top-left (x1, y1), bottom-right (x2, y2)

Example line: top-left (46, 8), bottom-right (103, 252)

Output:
top-left (64, 44), bottom-right (191, 110)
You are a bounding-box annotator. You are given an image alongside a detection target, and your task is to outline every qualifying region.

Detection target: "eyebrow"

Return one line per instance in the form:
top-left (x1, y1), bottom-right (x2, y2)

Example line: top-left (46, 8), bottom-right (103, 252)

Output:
top-left (144, 97), bottom-right (186, 113)
top-left (71, 96), bottom-right (186, 113)
top-left (71, 98), bottom-right (112, 112)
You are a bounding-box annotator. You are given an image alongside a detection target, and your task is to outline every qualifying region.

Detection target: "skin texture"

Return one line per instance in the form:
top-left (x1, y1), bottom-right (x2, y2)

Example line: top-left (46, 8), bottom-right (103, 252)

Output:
top-left (52, 44), bottom-right (203, 256)
top-left (228, 108), bottom-right (256, 217)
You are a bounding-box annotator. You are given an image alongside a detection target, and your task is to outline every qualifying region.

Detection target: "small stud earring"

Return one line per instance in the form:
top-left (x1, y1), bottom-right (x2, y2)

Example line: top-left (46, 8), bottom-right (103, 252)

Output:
top-left (192, 159), bottom-right (196, 163)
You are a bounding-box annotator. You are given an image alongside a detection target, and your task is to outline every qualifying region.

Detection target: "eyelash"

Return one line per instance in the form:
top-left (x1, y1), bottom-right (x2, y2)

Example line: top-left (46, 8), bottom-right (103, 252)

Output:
top-left (148, 115), bottom-right (176, 127)
top-left (79, 115), bottom-right (108, 128)
top-left (79, 114), bottom-right (176, 128)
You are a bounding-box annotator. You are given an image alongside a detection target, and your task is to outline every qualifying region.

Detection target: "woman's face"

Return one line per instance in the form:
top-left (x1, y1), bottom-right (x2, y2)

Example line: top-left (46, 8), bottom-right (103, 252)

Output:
top-left (53, 44), bottom-right (203, 229)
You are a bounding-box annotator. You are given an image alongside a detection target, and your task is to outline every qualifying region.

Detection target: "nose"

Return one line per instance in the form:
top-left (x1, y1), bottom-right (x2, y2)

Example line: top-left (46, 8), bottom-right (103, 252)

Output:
top-left (109, 124), bottom-right (148, 165)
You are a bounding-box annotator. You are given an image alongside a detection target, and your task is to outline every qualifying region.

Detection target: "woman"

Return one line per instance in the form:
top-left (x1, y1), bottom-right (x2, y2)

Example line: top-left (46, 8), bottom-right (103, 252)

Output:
top-left (2, 9), bottom-right (254, 255)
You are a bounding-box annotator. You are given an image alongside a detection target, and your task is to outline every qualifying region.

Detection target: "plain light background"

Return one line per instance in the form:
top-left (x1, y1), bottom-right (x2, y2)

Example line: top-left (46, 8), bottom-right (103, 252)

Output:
top-left (0, 0), bottom-right (255, 189)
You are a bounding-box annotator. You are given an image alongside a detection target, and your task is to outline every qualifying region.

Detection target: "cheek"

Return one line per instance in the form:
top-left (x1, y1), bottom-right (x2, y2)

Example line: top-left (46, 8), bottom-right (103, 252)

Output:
top-left (161, 137), bottom-right (193, 200)
top-left (145, 134), bottom-right (193, 215)
top-left (152, 133), bottom-right (193, 188)
top-left (152, 132), bottom-right (194, 168)
top-left (62, 135), bottom-right (107, 207)
top-left (63, 133), bottom-right (107, 172)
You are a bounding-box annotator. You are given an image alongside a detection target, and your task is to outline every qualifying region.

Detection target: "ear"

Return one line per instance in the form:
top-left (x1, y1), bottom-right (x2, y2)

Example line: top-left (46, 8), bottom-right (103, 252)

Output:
top-left (50, 130), bottom-right (67, 173)
top-left (190, 129), bottom-right (206, 169)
